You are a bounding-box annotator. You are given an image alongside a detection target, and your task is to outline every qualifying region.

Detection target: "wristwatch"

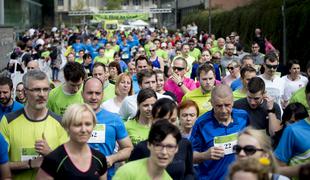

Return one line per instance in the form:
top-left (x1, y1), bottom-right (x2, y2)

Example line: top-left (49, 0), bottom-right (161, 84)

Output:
top-left (177, 81), bottom-right (183, 87)
top-left (267, 107), bottom-right (275, 114)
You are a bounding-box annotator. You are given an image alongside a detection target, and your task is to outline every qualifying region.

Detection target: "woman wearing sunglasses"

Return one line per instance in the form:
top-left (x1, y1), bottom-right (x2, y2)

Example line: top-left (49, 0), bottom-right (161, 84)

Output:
top-left (222, 60), bottom-right (241, 87)
top-left (234, 127), bottom-right (289, 180)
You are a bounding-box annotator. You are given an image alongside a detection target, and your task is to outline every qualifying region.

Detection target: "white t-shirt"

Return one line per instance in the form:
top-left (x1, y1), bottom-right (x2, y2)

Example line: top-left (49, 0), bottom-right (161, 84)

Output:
top-left (259, 75), bottom-right (285, 109)
top-left (281, 75), bottom-right (308, 101)
top-left (100, 98), bottom-right (120, 114)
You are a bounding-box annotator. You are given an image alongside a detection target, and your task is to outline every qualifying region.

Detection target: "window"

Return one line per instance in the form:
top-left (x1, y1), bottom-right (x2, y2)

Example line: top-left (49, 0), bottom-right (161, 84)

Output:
top-left (58, 0), bottom-right (64, 6)
top-left (122, 0), bottom-right (130, 6)
top-left (133, 0), bottom-right (141, 6)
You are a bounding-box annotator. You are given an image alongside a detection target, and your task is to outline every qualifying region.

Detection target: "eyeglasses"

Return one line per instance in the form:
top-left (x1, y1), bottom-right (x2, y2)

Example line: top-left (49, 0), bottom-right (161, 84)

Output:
top-left (25, 88), bottom-right (50, 94)
top-left (265, 64), bottom-right (278, 69)
top-left (227, 67), bottom-right (234, 71)
top-left (233, 145), bottom-right (264, 156)
top-left (153, 143), bottom-right (177, 152)
top-left (172, 66), bottom-right (185, 71)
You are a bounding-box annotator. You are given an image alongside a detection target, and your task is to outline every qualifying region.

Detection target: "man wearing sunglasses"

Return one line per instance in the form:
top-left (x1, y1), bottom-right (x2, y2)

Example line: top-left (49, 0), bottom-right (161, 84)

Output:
top-left (190, 85), bottom-right (249, 180)
top-left (164, 57), bottom-right (197, 103)
top-left (258, 53), bottom-right (285, 110)
top-left (233, 77), bottom-right (282, 136)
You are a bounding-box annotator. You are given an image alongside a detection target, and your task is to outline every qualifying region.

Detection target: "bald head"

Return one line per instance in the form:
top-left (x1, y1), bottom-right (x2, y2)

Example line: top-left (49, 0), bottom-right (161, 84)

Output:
top-left (82, 77), bottom-right (104, 112)
top-left (211, 84), bottom-right (233, 101)
top-left (27, 60), bottom-right (39, 71)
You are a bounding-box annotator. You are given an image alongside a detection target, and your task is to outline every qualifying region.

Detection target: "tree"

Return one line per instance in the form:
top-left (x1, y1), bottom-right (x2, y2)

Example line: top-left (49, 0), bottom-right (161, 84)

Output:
top-left (106, 0), bottom-right (123, 10)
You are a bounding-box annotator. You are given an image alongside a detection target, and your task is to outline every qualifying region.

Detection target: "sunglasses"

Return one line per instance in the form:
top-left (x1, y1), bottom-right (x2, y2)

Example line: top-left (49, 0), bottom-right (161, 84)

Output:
top-left (233, 145), bottom-right (264, 156)
top-left (172, 66), bottom-right (185, 71)
top-left (150, 50), bottom-right (156, 52)
top-left (227, 67), bottom-right (234, 71)
top-left (265, 64), bottom-right (278, 69)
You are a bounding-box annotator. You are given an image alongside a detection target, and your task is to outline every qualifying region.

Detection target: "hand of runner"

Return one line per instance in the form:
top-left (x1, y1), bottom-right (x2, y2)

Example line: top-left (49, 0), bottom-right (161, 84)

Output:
top-left (34, 133), bottom-right (52, 156)
top-left (171, 72), bottom-right (182, 85)
top-left (206, 146), bottom-right (225, 160)
top-left (264, 94), bottom-right (274, 110)
top-left (106, 156), bottom-right (115, 168)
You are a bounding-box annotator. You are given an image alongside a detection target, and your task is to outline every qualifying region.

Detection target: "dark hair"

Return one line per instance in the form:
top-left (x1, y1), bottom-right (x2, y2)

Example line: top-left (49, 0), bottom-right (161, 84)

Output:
top-left (152, 98), bottom-right (177, 120)
top-left (135, 88), bottom-right (157, 118)
top-left (241, 55), bottom-right (254, 65)
top-left (247, 77), bottom-right (265, 94)
top-left (299, 163), bottom-right (310, 180)
top-left (178, 100), bottom-right (199, 117)
top-left (264, 52), bottom-right (278, 63)
top-left (135, 55), bottom-right (151, 67)
top-left (287, 59), bottom-right (300, 70)
top-left (148, 119), bottom-right (182, 145)
top-left (82, 53), bottom-right (92, 60)
top-left (113, 51), bottom-right (121, 58)
top-left (0, 76), bottom-right (13, 90)
top-left (64, 62), bottom-right (86, 82)
top-left (305, 81), bottom-right (310, 95)
top-left (109, 61), bottom-right (121, 75)
top-left (282, 103), bottom-right (309, 125)
top-left (197, 63), bottom-right (215, 79)
top-left (137, 69), bottom-right (156, 86)
top-left (93, 62), bottom-right (106, 72)
top-left (240, 66), bottom-right (257, 79)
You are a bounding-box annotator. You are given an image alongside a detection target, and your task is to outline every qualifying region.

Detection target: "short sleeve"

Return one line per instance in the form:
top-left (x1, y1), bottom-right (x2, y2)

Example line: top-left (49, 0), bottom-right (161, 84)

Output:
top-left (189, 123), bottom-right (204, 152)
top-left (274, 126), bottom-right (294, 163)
top-left (40, 153), bottom-right (58, 177)
top-left (115, 117), bottom-right (128, 141)
top-left (93, 150), bottom-right (107, 176)
top-left (0, 133), bottom-right (8, 164)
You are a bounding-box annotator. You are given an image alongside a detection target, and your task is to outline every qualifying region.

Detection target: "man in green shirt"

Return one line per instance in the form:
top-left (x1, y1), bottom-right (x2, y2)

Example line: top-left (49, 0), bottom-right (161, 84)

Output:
top-left (92, 62), bottom-right (116, 102)
top-left (188, 39), bottom-right (201, 61)
top-left (47, 62), bottom-right (85, 116)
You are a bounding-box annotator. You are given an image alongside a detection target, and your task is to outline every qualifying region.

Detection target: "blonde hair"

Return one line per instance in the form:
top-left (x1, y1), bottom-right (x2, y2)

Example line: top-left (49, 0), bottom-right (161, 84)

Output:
top-left (239, 127), bottom-right (278, 173)
top-left (62, 103), bottom-right (97, 130)
top-left (229, 157), bottom-right (270, 180)
top-left (115, 73), bottom-right (133, 96)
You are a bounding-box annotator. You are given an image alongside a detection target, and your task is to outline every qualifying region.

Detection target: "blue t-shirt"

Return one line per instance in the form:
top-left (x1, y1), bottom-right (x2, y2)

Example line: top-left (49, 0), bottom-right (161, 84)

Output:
top-left (132, 74), bottom-right (140, 94)
top-left (0, 101), bottom-right (24, 120)
top-left (88, 108), bottom-right (128, 180)
top-left (72, 43), bottom-right (86, 57)
top-left (274, 118), bottom-right (310, 165)
top-left (230, 78), bottom-right (242, 91)
top-left (190, 109), bottom-right (249, 180)
top-left (119, 60), bottom-right (128, 73)
top-left (0, 133), bottom-right (8, 164)
top-left (86, 43), bottom-right (100, 59)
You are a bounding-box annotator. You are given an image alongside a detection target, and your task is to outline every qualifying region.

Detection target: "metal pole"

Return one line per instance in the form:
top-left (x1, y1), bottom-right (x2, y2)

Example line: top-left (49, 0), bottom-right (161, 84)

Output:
top-left (282, 0), bottom-right (287, 65)
top-left (0, 0), bottom-right (4, 25)
top-left (208, 0), bottom-right (211, 34)
top-left (175, 0), bottom-right (178, 29)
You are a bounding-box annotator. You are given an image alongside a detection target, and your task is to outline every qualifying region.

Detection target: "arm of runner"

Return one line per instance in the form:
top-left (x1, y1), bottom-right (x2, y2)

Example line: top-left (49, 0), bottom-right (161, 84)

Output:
top-left (106, 137), bottom-right (133, 168)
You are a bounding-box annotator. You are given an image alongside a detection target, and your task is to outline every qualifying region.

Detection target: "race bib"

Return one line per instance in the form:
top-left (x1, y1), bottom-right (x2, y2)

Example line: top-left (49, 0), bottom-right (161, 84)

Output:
top-left (88, 124), bottom-right (106, 143)
top-left (21, 148), bottom-right (38, 161)
top-left (214, 133), bottom-right (238, 155)
top-left (122, 53), bottom-right (129, 59)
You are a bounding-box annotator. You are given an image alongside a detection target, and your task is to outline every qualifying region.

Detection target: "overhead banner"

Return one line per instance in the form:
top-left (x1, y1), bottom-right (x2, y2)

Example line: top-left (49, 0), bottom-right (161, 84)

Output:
top-left (93, 13), bottom-right (149, 21)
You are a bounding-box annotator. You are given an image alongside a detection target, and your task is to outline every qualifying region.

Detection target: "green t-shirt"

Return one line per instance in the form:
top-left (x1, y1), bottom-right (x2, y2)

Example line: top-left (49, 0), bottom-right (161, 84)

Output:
top-left (105, 49), bottom-right (116, 63)
top-left (103, 83), bottom-right (116, 102)
top-left (113, 45), bottom-right (120, 52)
top-left (290, 87), bottom-right (310, 113)
top-left (189, 48), bottom-right (201, 61)
top-left (233, 89), bottom-right (247, 101)
top-left (0, 109), bottom-right (68, 180)
top-left (94, 56), bottom-right (110, 65)
top-left (113, 158), bottom-right (172, 180)
top-left (210, 47), bottom-right (224, 55)
top-left (156, 49), bottom-right (168, 60)
top-left (144, 42), bottom-right (153, 57)
top-left (75, 58), bottom-right (83, 64)
top-left (47, 84), bottom-right (84, 116)
top-left (182, 88), bottom-right (212, 116)
top-left (125, 119), bottom-right (150, 145)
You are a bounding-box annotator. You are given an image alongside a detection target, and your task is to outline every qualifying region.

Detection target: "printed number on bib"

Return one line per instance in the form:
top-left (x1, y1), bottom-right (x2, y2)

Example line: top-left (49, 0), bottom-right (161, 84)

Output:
top-left (88, 124), bottom-right (106, 143)
top-left (214, 133), bottom-right (238, 155)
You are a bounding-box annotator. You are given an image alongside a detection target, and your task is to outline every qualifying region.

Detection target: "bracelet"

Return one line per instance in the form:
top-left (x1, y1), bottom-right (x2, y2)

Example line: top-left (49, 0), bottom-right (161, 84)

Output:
top-left (28, 159), bottom-right (32, 169)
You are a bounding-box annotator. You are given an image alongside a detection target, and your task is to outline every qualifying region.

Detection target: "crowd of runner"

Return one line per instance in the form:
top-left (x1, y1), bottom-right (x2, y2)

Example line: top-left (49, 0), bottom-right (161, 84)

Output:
top-left (0, 24), bottom-right (310, 180)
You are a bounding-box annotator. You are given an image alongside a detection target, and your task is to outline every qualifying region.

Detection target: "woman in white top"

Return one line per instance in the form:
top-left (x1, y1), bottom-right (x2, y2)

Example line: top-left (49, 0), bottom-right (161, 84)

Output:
top-left (101, 73), bottom-right (133, 114)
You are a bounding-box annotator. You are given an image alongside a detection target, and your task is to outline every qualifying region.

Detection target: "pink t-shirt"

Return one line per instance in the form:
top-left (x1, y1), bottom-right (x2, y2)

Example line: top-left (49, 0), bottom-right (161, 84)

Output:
top-left (164, 78), bottom-right (197, 103)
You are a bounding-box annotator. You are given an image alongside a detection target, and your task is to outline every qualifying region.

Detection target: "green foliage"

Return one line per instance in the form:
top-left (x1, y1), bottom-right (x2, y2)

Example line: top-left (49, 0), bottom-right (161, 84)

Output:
top-left (182, 0), bottom-right (310, 68)
top-left (106, 0), bottom-right (123, 10)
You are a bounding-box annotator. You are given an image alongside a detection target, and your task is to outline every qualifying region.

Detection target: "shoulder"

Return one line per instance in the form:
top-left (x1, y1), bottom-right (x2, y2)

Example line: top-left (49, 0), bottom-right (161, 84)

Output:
top-left (4, 108), bottom-right (24, 124)
top-left (47, 110), bottom-right (62, 123)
